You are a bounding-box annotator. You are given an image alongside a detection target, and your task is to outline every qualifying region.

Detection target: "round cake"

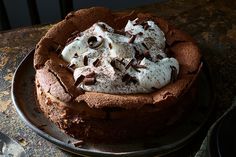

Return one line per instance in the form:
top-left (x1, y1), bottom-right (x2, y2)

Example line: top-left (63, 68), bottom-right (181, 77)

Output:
top-left (34, 7), bottom-right (202, 142)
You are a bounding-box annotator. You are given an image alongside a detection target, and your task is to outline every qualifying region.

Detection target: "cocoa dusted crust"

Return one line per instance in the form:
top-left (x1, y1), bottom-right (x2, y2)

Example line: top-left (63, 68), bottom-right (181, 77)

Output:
top-left (34, 7), bottom-right (202, 141)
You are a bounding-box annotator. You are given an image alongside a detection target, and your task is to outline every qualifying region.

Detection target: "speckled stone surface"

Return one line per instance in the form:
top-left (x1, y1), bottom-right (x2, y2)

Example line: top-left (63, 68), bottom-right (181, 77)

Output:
top-left (0, 0), bottom-right (236, 156)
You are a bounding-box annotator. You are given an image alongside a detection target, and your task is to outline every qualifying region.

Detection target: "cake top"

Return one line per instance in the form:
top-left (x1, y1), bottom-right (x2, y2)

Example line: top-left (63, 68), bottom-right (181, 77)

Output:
top-left (61, 19), bottom-right (179, 94)
top-left (34, 7), bottom-right (201, 109)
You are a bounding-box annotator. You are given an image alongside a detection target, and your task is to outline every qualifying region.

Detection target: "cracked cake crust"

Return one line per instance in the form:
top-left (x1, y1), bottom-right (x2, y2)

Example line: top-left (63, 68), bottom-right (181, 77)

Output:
top-left (34, 7), bottom-right (202, 141)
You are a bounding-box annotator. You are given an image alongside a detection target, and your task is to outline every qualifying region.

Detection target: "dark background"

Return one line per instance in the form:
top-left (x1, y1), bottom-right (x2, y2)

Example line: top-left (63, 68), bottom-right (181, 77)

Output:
top-left (0, 0), bottom-right (164, 31)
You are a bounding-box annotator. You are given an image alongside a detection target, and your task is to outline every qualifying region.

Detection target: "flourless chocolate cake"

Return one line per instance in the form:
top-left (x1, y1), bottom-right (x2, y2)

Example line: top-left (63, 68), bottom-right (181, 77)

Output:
top-left (34, 7), bottom-right (202, 142)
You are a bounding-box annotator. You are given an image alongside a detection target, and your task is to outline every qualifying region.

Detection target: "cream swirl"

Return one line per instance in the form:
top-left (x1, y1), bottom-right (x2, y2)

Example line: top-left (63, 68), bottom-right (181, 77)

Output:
top-left (61, 19), bottom-right (179, 94)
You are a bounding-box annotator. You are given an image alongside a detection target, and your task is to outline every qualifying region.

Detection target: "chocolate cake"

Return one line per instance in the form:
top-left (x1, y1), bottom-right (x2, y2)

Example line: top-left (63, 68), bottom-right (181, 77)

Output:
top-left (34, 7), bottom-right (202, 142)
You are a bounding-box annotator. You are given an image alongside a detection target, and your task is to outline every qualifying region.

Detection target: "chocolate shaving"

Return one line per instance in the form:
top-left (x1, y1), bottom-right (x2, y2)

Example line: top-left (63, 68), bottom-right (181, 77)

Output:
top-left (128, 35), bottom-right (136, 44)
top-left (88, 36), bottom-right (103, 49)
top-left (115, 58), bottom-right (125, 66)
top-left (74, 75), bottom-right (85, 86)
top-left (144, 24), bottom-right (150, 30)
top-left (83, 55), bottom-right (88, 66)
top-left (170, 66), bottom-right (178, 83)
top-left (83, 77), bottom-right (96, 85)
top-left (98, 23), bottom-right (106, 29)
top-left (93, 58), bottom-right (101, 67)
top-left (110, 60), bottom-right (120, 71)
top-left (125, 59), bottom-right (135, 70)
top-left (122, 74), bottom-right (138, 84)
top-left (143, 50), bottom-right (152, 60)
top-left (108, 43), bottom-right (112, 49)
top-left (133, 46), bottom-right (143, 61)
top-left (122, 74), bottom-right (131, 82)
top-left (88, 36), bottom-right (97, 45)
top-left (67, 64), bottom-right (75, 73)
top-left (156, 54), bottom-right (164, 61)
top-left (141, 42), bottom-right (149, 50)
top-left (143, 50), bottom-right (150, 57)
top-left (73, 53), bottom-right (78, 58)
top-left (72, 140), bottom-right (84, 147)
top-left (138, 32), bottom-right (143, 36)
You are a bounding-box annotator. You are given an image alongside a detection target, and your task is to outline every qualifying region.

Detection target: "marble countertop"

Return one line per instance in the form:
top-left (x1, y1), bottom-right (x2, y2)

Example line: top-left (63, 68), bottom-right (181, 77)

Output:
top-left (0, 0), bottom-right (236, 156)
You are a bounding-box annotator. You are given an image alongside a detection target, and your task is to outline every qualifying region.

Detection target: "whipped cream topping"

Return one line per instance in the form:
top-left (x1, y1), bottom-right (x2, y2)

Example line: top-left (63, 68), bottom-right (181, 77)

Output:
top-left (61, 19), bottom-right (179, 94)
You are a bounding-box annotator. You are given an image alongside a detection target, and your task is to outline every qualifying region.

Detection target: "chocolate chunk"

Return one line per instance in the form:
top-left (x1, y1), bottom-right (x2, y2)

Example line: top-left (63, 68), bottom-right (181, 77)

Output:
top-left (170, 66), bottom-right (178, 83)
top-left (125, 59), bottom-right (135, 70)
top-left (74, 75), bottom-right (85, 86)
top-left (83, 77), bottom-right (96, 85)
top-left (141, 42), bottom-right (149, 50)
top-left (83, 55), bottom-right (88, 66)
top-left (93, 58), bottom-right (101, 67)
top-left (128, 35), bottom-right (136, 44)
